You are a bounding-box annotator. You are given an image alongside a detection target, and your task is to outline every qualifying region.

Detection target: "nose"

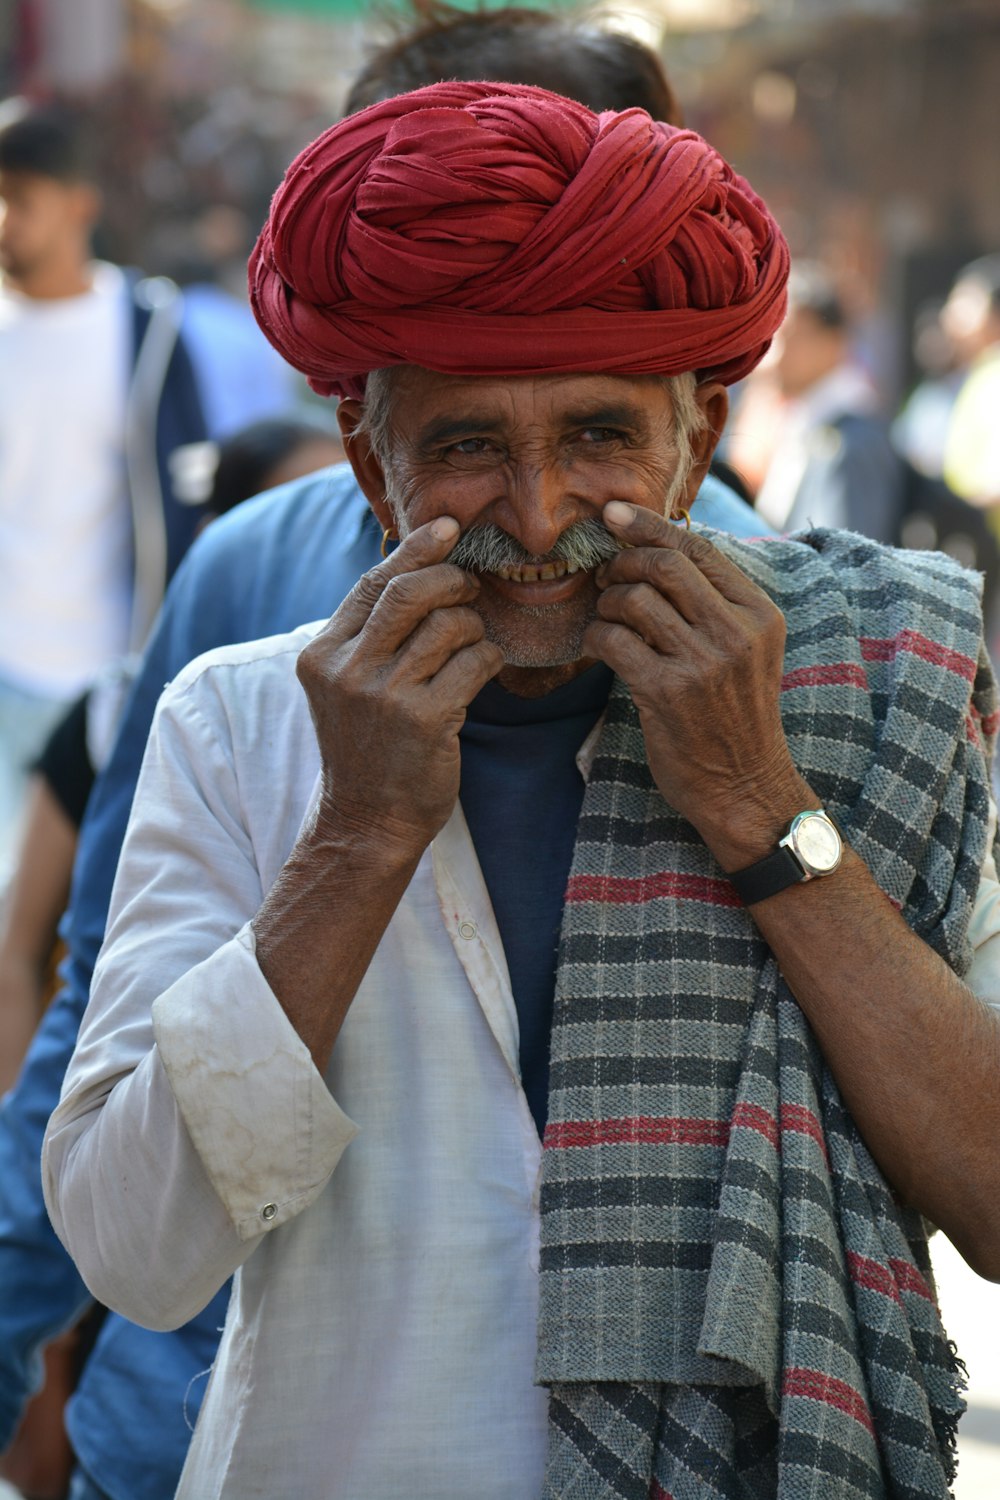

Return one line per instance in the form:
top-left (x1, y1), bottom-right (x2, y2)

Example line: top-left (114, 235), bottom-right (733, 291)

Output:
top-left (493, 463), bottom-right (586, 558)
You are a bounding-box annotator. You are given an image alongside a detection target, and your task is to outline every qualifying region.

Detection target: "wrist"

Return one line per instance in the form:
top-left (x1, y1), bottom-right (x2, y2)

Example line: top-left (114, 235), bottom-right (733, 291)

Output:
top-left (693, 770), bottom-right (819, 873)
top-left (308, 790), bottom-right (438, 874)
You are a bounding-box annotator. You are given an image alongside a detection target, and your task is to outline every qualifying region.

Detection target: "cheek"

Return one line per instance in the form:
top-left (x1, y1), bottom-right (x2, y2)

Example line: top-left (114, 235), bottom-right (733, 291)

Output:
top-left (563, 456), bottom-right (678, 509)
top-left (391, 465), bottom-right (502, 531)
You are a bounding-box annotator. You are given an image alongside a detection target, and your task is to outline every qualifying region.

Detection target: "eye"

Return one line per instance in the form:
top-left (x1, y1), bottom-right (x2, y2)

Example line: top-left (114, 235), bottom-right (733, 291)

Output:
top-left (437, 436), bottom-right (504, 465)
top-left (577, 427), bottom-right (628, 445)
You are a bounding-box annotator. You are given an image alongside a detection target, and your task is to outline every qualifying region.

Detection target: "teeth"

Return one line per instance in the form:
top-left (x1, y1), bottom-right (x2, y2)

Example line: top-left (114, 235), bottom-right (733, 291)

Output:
top-left (490, 560), bottom-right (581, 583)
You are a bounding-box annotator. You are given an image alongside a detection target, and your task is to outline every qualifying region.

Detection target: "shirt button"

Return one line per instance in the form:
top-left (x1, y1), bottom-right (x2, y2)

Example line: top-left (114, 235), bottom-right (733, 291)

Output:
top-left (458, 920), bottom-right (477, 940)
top-left (261, 1203), bottom-right (277, 1222)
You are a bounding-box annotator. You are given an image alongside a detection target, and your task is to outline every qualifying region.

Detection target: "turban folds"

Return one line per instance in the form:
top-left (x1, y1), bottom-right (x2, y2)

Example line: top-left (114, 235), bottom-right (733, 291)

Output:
top-left (249, 82), bottom-right (789, 400)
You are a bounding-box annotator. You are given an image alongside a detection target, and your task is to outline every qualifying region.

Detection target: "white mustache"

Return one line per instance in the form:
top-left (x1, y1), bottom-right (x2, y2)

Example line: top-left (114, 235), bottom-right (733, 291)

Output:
top-left (447, 519), bottom-right (623, 573)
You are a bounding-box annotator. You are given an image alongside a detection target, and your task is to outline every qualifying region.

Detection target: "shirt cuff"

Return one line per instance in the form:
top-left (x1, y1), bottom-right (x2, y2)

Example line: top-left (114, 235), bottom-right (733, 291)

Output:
top-left (152, 925), bottom-right (358, 1240)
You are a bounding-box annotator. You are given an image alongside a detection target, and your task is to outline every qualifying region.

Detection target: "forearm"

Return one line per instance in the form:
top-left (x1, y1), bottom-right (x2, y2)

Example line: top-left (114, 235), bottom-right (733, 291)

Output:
top-left (253, 804), bottom-right (427, 1074)
top-left (0, 781), bottom-right (75, 1090)
top-left (705, 796), bottom-right (1000, 1278)
top-left (0, 960), bottom-right (44, 1095)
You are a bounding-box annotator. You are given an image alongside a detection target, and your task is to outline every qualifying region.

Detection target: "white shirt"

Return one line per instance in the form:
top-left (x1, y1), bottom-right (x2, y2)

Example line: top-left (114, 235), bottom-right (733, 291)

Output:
top-left (45, 624), bottom-right (548, 1500)
top-left (43, 624), bottom-right (1000, 1500)
top-left (0, 263), bottom-right (131, 696)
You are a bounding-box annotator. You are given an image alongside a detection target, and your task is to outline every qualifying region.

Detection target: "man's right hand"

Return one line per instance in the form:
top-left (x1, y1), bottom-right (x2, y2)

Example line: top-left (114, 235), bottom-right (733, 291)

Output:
top-left (295, 515), bottom-right (503, 858)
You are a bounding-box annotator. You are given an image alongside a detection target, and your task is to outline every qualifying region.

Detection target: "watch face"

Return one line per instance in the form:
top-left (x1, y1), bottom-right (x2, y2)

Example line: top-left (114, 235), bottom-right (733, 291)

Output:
top-left (793, 813), bottom-right (842, 875)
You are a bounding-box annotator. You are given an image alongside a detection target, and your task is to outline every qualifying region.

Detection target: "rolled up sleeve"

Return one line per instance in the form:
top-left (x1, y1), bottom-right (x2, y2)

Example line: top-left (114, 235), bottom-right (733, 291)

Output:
top-left (152, 924), bottom-right (356, 1240)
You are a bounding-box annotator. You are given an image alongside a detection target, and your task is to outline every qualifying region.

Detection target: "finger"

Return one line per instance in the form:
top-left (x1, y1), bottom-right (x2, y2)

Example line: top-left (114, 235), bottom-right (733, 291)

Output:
top-left (365, 562), bottom-right (483, 662)
top-left (594, 582), bottom-right (694, 654)
top-left (600, 501), bottom-right (762, 608)
top-left (596, 543), bottom-right (729, 630)
top-left (390, 605), bottom-right (489, 684)
top-left (581, 616), bottom-right (662, 684)
top-left (428, 638), bottom-right (504, 706)
top-left (323, 517), bottom-right (463, 645)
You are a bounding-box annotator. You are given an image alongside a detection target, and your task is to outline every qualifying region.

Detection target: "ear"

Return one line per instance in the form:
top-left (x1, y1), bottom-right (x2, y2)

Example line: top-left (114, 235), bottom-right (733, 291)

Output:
top-left (336, 398), bottom-right (394, 531)
top-left (680, 381), bottom-right (729, 510)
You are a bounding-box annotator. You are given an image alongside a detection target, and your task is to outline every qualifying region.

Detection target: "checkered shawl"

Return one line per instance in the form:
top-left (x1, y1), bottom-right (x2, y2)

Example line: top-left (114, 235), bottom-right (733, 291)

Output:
top-left (537, 529), bottom-right (997, 1500)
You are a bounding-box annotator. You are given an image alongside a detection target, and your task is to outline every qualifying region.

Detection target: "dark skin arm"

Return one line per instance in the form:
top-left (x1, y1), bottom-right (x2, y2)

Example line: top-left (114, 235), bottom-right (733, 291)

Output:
top-left (0, 776), bottom-right (76, 1094)
top-left (252, 516), bottom-right (503, 1073)
top-left (584, 500), bottom-right (1000, 1281)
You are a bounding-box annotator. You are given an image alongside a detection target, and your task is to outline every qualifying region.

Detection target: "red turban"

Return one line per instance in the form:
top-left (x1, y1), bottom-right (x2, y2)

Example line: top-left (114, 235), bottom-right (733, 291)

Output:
top-left (249, 81), bottom-right (789, 400)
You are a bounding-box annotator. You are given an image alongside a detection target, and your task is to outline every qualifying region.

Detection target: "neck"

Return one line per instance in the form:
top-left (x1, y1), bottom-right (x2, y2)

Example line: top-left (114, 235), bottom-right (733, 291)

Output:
top-left (495, 657), bottom-right (596, 699)
top-left (10, 253), bottom-right (93, 302)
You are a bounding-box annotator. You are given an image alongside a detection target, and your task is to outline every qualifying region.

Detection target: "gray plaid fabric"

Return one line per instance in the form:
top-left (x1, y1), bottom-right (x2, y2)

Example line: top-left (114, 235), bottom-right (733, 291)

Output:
top-left (537, 529), bottom-right (995, 1499)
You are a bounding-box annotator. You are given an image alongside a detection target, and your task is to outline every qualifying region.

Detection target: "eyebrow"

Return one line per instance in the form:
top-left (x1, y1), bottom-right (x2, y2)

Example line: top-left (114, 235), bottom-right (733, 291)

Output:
top-left (561, 402), bottom-right (649, 431)
top-left (416, 415), bottom-right (507, 449)
top-left (415, 401), bottom-right (650, 451)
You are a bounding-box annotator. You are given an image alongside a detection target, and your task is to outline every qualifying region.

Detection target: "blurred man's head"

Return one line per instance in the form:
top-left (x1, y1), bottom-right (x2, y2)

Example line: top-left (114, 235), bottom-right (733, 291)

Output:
top-left (209, 417), bottom-right (344, 519)
top-left (0, 100), bottom-right (99, 296)
top-left (770, 265), bottom-right (851, 399)
top-left (941, 255), bottom-right (1000, 364)
top-left (346, 1), bottom-right (682, 122)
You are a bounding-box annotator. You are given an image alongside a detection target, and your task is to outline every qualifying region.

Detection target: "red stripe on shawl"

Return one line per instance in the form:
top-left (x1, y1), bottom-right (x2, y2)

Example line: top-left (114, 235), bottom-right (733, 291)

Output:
top-left (544, 1116), bottom-right (730, 1151)
top-left (729, 1103), bottom-right (829, 1162)
top-left (782, 1368), bottom-right (875, 1435)
top-left (779, 1103), bottom-right (829, 1165)
top-left (847, 1251), bottom-right (902, 1305)
top-left (730, 1102), bottom-right (779, 1149)
top-left (546, 1106), bottom-right (832, 1160)
top-left (967, 714), bottom-right (982, 749)
top-left (888, 1259), bottom-right (936, 1304)
top-left (969, 703), bottom-right (1000, 740)
top-left (650, 1484), bottom-right (675, 1500)
top-left (564, 872), bottom-right (741, 908)
top-left (860, 631), bottom-right (977, 683)
top-left (780, 663), bottom-right (870, 693)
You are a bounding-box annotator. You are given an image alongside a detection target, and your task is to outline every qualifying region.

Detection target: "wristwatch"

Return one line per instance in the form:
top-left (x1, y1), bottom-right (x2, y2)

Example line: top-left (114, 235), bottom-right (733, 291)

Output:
top-left (729, 809), bottom-right (843, 906)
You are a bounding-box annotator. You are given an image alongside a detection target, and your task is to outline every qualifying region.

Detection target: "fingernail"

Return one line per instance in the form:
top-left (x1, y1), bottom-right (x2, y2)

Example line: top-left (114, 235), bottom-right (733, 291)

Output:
top-left (431, 516), bottom-right (460, 541)
top-left (604, 501), bottom-right (635, 527)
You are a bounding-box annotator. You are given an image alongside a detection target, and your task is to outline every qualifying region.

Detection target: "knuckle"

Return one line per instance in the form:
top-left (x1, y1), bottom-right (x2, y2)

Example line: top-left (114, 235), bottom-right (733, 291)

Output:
top-left (296, 638), bottom-right (332, 687)
top-left (380, 572), bottom-right (419, 607)
top-left (421, 606), bottom-right (464, 644)
top-left (351, 568), bottom-right (389, 608)
top-left (682, 532), bottom-right (715, 567)
top-left (645, 548), bottom-right (685, 583)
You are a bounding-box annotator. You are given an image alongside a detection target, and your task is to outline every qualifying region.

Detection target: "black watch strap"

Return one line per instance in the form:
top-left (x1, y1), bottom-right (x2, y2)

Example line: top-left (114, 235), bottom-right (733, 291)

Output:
top-left (728, 844), bottom-right (807, 906)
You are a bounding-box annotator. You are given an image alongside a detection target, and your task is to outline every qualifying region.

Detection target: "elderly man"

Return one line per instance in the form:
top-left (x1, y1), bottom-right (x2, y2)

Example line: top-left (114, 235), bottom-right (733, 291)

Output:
top-left (45, 84), bottom-right (1000, 1500)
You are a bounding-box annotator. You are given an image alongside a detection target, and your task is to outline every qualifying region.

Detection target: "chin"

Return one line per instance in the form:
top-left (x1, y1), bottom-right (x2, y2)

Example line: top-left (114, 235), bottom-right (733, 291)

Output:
top-left (485, 620), bottom-right (589, 670)
top-left (480, 594), bottom-right (595, 670)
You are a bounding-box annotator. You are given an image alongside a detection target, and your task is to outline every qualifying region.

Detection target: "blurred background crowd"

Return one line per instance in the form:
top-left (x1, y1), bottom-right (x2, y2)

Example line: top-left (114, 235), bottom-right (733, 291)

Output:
top-left (0, 0), bottom-right (998, 1496)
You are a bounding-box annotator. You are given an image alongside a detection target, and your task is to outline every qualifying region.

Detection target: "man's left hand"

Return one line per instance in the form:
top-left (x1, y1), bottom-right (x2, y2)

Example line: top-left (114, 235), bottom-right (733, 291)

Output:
top-left (582, 500), bottom-right (811, 864)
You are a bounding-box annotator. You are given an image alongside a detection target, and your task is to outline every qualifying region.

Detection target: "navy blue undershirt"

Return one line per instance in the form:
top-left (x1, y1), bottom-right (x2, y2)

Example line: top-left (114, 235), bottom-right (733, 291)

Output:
top-left (458, 664), bottom-right (614, 1136)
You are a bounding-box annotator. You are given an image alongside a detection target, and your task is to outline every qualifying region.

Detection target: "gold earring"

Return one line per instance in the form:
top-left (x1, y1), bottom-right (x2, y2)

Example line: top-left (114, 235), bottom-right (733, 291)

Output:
top-left (675, 507), bottom-right (691, 529)
top-left (380, 526), bottom-right (398, 559)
